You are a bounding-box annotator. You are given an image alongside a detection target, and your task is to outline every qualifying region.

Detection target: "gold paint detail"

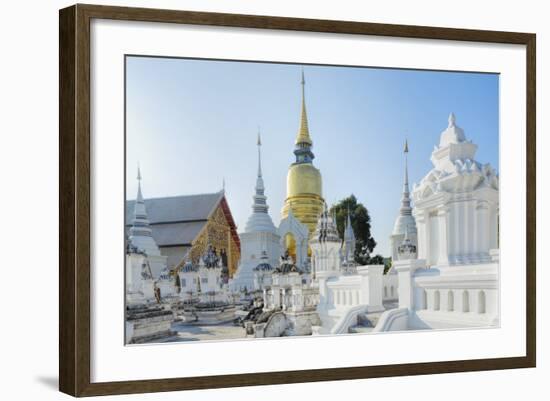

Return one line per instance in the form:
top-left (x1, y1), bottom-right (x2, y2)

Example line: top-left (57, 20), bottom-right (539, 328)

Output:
top-left (286, 163), bottom-right (322, 198)
top-left (184, 205), bottom-right (241, 277)
top-left (295, 70), bottom-right (312, 146)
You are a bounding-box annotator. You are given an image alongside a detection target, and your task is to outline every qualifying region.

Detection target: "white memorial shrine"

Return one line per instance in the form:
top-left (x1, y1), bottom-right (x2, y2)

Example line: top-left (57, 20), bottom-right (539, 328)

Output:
top-left (230, 134), bottom-right (281, 292)
top-left (127, 167), bottom-right (168, 280)
top-left (379, 113), bottom-right (500, 331)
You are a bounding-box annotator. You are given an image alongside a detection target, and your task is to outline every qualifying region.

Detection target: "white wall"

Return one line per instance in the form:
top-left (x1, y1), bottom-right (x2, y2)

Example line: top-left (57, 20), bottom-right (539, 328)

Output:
top-left (0, 1), bottom-right (546, 401)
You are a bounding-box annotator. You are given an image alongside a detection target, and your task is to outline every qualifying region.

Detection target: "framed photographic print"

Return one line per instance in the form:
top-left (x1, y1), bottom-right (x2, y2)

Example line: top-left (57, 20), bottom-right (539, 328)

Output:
top-left (59, 4), bottom-right (536, 397)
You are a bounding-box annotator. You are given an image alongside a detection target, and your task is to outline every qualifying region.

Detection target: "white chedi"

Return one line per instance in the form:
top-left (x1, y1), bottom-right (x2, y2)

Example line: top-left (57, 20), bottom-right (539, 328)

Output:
top-left (125, 167), bottom-right (169, 305)
top-left (412, 113), bottom-right (499, 266)
top-left (230, 133), bottom-right (281, 292)
top-left (384, 113), bottom-right (500, 332)
top-left (310, 203), bottom-right (342, 276)
top-left (390, 140), bottom-right (418, 261)
top-left (127, 167), bottom-right (168, 279)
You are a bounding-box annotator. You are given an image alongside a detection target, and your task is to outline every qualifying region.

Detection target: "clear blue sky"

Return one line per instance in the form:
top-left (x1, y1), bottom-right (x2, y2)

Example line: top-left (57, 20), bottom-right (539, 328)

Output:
top-left (126, 56), bottom-right (499, 257)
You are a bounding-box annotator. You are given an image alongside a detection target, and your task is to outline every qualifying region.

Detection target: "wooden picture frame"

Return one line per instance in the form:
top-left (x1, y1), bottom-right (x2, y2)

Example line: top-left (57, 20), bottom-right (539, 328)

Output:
top-left (59, 3), bottom-right (536, 397)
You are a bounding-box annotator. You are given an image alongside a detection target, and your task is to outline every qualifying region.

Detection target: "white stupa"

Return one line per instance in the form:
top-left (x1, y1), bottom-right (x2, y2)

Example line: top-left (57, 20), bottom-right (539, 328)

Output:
top-left (390, 140), bottom-right (418, 261)
top-left (127, 166), bottom-right (168, 280)
top-left (230, 132), bottom-right (281, 292)
top-left (412, 113), bottom-right (499, 266)
top-left (391, 113), bottom-right (500, 330)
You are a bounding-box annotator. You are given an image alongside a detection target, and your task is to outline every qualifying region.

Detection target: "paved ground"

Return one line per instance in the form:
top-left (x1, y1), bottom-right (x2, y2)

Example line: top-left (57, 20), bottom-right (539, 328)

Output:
top-left (158, 321), bottom-right (247, 343)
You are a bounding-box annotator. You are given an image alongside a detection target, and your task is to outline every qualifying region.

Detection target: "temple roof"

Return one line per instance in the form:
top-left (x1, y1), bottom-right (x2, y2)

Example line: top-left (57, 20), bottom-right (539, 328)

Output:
top-left (126, 192), bottom-right (223, 224)
top-left (126, 192), bottom-right (239, 247)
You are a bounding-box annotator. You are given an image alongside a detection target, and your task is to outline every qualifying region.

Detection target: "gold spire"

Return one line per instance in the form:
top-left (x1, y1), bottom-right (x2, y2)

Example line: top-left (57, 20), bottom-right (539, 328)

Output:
top-left (295, 69), bottom-right (313, 146)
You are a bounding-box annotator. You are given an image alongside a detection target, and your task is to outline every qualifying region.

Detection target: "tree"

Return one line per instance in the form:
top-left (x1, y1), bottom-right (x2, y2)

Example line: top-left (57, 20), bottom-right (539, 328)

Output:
top-left (330, 194), bottom-right (377, 265)
top-left (383, 257), bottom-right (393, 274)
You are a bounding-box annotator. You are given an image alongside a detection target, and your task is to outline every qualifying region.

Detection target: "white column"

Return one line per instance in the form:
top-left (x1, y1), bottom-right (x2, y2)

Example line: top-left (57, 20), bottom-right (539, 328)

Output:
top-left (457, 202), bottom-right (465, 261)
top-left (424, 210), bottom-right (431, 264)
top-left (489, 205), bottom-right (498, 249)
top-left (368, 265), bottom-right (384, 311)
top-left (394, 259), bottom-right (426, 310)
top-left (415, 211), bottom-right (427, 260)
top-left (476, 201), bottom-right (489, 256)
top-left (468, 200), bottom-right (476, 260)
top-left (437, 206), bottom-right (449, 266)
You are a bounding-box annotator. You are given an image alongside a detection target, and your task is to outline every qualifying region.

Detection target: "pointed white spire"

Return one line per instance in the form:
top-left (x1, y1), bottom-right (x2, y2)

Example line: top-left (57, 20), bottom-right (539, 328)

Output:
top-left (252, 129), bottom-right (266, 213)
top-left (312, 202), bottom-right (340, 243)
top-left (129, 165), bottom-right (161, 256)
top-left (343, 206), bottom-right (356, 262)
top-left (257, 129), bottom-right (263, 179)
top-left (136, 164), bottom-right (144, 202)
top-left (392, 140), bottom-right (417, 237)
top-left (345, 206), bottom-right (355, 240)
top-left (400, 140), bottom-right (412, 217)
top-left (244, 130), bottom-right (276, 233)
top-left (403, 139), bottom-right (410, 193)
top-left (448, 112), bottom-right (456, 127)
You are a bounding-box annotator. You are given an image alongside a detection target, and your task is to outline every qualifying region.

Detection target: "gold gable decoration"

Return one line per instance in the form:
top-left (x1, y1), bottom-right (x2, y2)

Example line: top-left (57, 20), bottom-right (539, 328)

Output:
top-left (188, 203), bottom-right (241, 277)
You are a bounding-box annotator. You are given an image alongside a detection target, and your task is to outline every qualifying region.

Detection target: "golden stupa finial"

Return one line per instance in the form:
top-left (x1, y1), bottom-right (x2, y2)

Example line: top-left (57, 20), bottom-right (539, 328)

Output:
top-left (295, 68), bottom-right (313, 146)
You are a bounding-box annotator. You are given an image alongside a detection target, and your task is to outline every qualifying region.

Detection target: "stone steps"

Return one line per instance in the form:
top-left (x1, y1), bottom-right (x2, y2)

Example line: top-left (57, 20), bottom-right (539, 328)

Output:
top-left (348, 312), bottom-right (383, 333)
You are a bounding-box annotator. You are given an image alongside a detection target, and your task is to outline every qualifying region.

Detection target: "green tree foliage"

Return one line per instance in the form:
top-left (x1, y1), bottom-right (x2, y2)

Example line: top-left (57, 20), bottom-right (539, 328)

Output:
top-left (330, 194), bottom-right (377, 265)
top-left (383, 257), bottom-right (393, 274)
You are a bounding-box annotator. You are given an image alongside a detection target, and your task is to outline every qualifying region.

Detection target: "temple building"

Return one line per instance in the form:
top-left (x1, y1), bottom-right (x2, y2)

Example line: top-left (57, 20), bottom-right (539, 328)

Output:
top-left (126, 181), bottom-right (241, 276)
top-left (281, 71), bottom-right (324, 259)
top-left (230, 133), bottom-right (281, 292)
top-left (390, 140), bottom-right (418, 261)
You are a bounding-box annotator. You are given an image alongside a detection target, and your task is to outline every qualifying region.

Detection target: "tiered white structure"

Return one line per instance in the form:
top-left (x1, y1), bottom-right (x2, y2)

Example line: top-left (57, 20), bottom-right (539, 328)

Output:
top-left (126, 167), bottom-right (168, 304)
top-left (310, 204), bottom-right (386, 334)
top-left (178, 245), bottom-right (229, 304)
top-left (413, 113), bottom-right (499, 266)
top-left (259, 252), bottom-right (321, 337)
top-left (125, 169), bottom-right (174, 343)
top-left (230, 133), bottom-right (281, 292)
top-left (383, 113), bottom-right (499, 331)
top-left (127, 167), bottom-right (168, 279)
top-left (390, 140), bottom-right (418, 261)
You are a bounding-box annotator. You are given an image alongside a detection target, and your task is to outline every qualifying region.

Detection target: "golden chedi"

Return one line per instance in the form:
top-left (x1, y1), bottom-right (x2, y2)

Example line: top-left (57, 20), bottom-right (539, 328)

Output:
top-left (281, 71), bottom-right (324, 257)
